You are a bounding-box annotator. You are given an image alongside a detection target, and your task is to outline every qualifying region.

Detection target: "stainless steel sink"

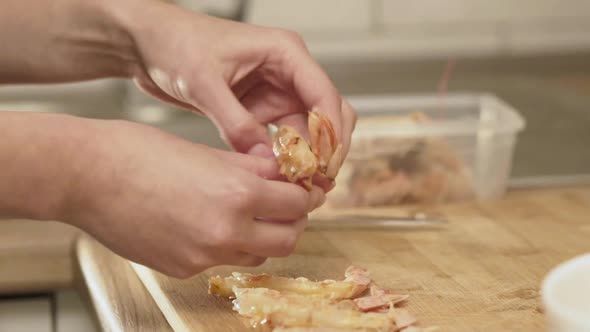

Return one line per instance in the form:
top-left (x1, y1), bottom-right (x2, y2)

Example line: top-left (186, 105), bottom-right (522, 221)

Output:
top-left (0, 79), bottom-right (227, 149)
top-left (2, 53), bottom-right (589, 180)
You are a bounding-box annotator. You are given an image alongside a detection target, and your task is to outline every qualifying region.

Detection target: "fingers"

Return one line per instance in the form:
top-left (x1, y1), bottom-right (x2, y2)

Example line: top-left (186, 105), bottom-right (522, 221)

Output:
top-left (273, 113), bottom-right (310, 140)
top-left (269, 35), bottom-right (343, 142)
top-left (340, 98), bottom-right (358, 158)
top-left (206, 180), bottom-right (319, 264)
top-left (312, 174), bottom-right (335, 193)
top-left (240, 82), bottom-right (307, 126)
top-left (289, 54), bottom-right (342, 139)
top-left (309, 185), bottom-right (327, 211)
top-left (241, 254), bottom-right (268, 267)
top-left (264, 34), bottom-right (357, 181)
top-left (251, 179), bottom-right (315, 219)
top-left (197, 77), bottom-right (271, 155)
top-left (239, 217), bottom-right (308, 257)
top-left (211, 149), bottom-right (282, 180)
top-left (216, 250), bottom-right (268, 267)
top-left (211, 148), bottom-right (325, 213)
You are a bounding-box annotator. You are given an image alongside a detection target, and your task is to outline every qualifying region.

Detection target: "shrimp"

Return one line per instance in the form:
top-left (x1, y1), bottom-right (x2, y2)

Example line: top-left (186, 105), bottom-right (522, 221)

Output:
top-left (209, 265), bottom-right (436, 332)
top-left (273, 125), bottom-right (318, 190)
top-left (272, 109), bottom-right (343, 191)
top-left (354, 283), bottom-right (409, 313)
top-left (232, 287), bottom-right (397, 331)
top-left (308, 109), bottom-right (343, 181)
top-left (209, 265), bottom-right (370, 300)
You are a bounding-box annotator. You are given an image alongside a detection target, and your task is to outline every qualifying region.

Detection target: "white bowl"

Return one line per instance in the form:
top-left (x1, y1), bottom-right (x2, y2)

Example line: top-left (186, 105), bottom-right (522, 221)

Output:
top-left (542, 253), bottom-right (590, 332)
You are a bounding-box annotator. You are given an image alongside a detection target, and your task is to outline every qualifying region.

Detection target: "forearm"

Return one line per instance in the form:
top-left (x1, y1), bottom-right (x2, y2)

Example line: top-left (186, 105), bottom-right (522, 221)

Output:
top-left (0, 112), bottom-right (92, 220)
top-left (0, 0), bottom-right (141, 83)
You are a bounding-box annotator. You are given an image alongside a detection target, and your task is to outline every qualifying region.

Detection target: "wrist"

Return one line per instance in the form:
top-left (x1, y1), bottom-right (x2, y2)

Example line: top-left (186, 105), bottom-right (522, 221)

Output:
top-left (47, 0), bottom-right (143, 80)
top-left (0, 113), bottom-right (96, 222)
top-left (97, 0), bottom-right (169, 79)
top-left (116, 0), bottom-right (209, 78)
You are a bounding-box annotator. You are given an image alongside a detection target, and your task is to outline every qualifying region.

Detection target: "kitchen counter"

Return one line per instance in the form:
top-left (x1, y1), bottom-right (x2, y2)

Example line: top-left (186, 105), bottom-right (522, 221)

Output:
top-left (0, 220), bottom-right (80, 294)
top-left (76, 186), bottom-right (590, 331)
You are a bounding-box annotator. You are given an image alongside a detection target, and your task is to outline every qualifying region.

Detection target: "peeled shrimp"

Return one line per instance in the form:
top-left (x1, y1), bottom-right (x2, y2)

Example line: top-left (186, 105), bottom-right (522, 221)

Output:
top-left (272, 109), bottom-right (343, 190)
top-left (209, 265), bottom-right (370, 300)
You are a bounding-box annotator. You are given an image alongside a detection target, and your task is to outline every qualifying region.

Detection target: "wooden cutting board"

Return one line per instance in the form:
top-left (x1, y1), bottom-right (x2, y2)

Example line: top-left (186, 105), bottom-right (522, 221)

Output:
top-left (130, 187), bottom-right (590, 332)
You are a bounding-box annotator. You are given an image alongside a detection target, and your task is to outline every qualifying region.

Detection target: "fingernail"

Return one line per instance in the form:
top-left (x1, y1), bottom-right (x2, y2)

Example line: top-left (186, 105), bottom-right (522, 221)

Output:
top-left (314, 194), bottom-right (327, 211)
top-left (307, 188), bottom-right (318, 211)
top-left (248, 143), bottom-right (274, 158)
top-left (309, 187), bottom-right (326, 211)
top-left (326, 180), bottom-right (336, 192)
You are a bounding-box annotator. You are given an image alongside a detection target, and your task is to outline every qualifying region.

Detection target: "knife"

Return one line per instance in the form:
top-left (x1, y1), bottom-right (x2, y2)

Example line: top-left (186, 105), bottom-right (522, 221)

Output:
top-left (306, 213), bottom-right (448, 231)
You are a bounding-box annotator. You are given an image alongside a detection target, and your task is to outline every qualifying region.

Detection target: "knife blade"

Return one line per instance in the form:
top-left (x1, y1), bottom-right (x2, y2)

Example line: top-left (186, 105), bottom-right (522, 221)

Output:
top-left (306, 213), bottom-right (448, 231)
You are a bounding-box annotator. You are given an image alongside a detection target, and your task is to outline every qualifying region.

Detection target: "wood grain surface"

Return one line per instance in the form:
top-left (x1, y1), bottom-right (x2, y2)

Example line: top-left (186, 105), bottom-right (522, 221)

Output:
top-left (0, 219), bottom-right (80, 294)
top-left (76, 236), bottom-right (173, 332)
top-left (80, 187), bottom-right (590, 332)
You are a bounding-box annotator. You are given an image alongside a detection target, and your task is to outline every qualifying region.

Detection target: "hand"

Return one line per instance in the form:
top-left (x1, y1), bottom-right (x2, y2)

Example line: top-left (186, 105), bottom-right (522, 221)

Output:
top-left (64, 120), bottom-right (324, 278)
top-left (127, 1), bottom-right (357, 163)
top-left (0, 0), bottom-right (355, 193)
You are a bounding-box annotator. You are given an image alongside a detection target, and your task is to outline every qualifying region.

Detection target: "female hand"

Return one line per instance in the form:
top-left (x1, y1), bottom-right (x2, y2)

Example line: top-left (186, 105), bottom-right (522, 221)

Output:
top-left (0, 0), bottom-right (356, 192)
top-left (127, 1), bottom-right (357, 167)
top-left (65, 120), bottom-right (324, 278)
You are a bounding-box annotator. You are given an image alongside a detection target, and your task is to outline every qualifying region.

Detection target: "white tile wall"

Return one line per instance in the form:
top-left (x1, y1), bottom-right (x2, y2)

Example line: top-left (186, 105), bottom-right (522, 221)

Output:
top-left (0, 297), bottom-right (52, 332)
top-left (507, 19), bottom-right (590, 54)
top-left (245, 0), bottom-right (372, 33)
top-left (382, 0), bottom-right (494, 25)
top-left (380, 0), bottom-right (590, 57)
top-left (381, 0), bottom-right (590, 25)
top-left (174, 0), bottom-right (240, 16)
top-left (0, 292), bottom-right (96, 332)
top-left (244, 0), bottom-right (590, 61)
top-left (306, 29), bottom-right (500, 61)
top-left (56, 290), bottom-right (97, 332)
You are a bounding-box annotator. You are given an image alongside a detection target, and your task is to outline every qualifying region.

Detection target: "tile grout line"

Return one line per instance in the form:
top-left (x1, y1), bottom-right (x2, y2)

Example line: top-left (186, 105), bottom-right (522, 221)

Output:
top-left (50, 292), bottom-right (57, 332)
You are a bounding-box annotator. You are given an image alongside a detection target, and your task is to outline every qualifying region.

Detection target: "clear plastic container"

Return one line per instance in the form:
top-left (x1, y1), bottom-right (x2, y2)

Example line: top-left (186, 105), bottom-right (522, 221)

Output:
top-left (327, 93), bottom-right (526, 208)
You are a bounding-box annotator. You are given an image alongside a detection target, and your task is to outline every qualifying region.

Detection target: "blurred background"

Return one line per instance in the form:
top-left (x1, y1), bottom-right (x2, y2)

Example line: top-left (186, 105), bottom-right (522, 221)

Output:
top-left (2, 1), bottom-right (590, 330)
top-left (3, 0), bottom-right (590, 178)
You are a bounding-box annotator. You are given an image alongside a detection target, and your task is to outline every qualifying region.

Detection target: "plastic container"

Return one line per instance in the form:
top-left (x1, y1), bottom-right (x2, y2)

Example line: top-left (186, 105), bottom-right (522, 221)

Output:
top-left (327, 93), bottom-right (526, 207)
